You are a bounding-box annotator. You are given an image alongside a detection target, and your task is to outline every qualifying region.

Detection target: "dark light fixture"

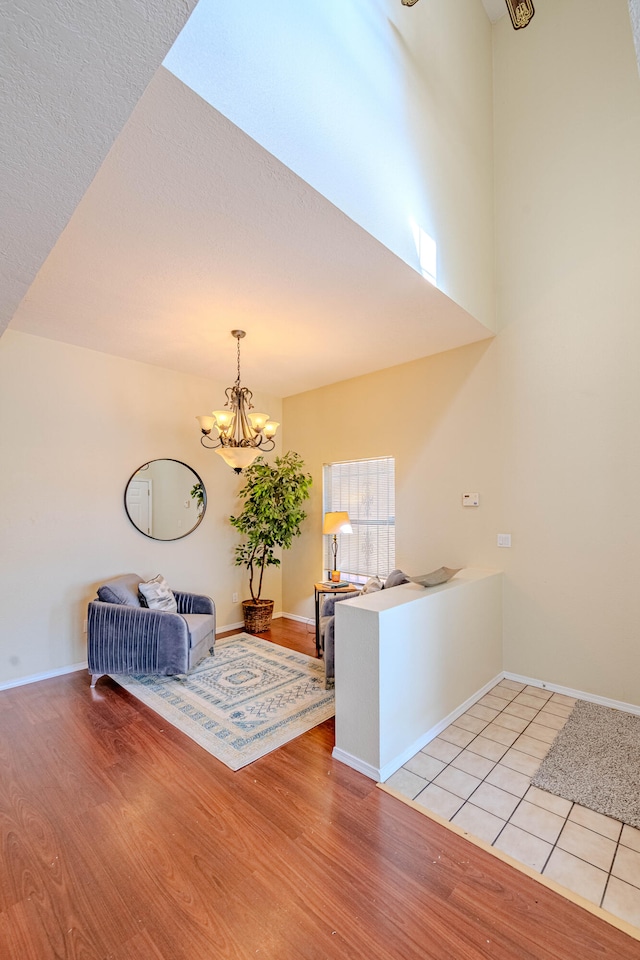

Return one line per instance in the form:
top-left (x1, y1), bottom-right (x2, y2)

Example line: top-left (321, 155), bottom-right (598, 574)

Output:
top-left (401, 0), bottom-right (535, 31)
top-left (196, 330), bottom-right (279, 473)
top-left (506, 0), bottom-right (535, 30)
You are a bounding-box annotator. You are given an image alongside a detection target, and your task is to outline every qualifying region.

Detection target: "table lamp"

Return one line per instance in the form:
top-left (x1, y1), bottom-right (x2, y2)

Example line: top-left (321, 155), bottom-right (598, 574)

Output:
top-left (323, 511), bottom-right (352, 580)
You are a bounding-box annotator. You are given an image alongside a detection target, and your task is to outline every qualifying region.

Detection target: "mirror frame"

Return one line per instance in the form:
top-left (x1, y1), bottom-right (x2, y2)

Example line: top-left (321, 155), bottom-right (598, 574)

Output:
top-left (124, 458), bottom-right (207, 541)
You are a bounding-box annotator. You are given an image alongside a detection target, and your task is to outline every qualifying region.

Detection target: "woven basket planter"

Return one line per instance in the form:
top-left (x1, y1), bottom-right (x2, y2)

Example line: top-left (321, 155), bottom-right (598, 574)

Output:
top-left (242, 599), bottom-right (274, 633)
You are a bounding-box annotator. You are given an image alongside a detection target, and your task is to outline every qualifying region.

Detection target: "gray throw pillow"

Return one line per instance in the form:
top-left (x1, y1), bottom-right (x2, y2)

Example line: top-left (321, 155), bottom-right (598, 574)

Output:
top-left (362, 576), bottom-right (383, 594)
top-left (384, 569), bottom-right (409, 589)
top-left (97, 573), bottom-right (142, 606)
top-left (138, 574), bottom-right (178, 613)
top-left (407, 567), bottom-right (461, 588)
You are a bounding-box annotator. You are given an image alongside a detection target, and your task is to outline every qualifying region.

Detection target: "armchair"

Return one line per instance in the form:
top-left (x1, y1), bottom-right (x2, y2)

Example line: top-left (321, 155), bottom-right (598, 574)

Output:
top-left (87, 573), bottom-right (215, 687)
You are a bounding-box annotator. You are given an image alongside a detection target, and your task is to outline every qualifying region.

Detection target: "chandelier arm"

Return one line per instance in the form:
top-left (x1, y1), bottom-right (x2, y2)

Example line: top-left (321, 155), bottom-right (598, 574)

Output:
top-left (236, 388), bottom-right (256, 444)
top-left (200, 434), bottom-right (223, 449)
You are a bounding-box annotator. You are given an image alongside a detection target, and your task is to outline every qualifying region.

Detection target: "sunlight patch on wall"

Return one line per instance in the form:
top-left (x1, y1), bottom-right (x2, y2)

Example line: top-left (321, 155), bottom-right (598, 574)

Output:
top-left (410, 219), bottom-right (437, 285)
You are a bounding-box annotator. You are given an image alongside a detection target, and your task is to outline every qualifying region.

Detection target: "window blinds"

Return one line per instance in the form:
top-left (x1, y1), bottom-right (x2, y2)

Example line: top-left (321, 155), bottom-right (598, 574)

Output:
top-left (323, 457), bottom-right (396, 579)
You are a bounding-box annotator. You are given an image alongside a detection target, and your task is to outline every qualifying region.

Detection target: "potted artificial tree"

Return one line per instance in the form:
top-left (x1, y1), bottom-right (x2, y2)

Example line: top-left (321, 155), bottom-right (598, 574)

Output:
top-left (230, 451), bottom-right (312, 632)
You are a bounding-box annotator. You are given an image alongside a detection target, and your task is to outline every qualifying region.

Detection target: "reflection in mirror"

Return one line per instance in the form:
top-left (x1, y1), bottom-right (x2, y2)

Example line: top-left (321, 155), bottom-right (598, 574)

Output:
top-left (124, 459), bottom-right (206, 541)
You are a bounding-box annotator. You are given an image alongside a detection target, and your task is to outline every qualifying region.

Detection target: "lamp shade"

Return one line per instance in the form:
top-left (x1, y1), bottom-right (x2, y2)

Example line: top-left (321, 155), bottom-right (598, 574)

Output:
top-left (215, 446), bottom-right (261, 471)
top-left (323, 511), bottom-right (352, 536)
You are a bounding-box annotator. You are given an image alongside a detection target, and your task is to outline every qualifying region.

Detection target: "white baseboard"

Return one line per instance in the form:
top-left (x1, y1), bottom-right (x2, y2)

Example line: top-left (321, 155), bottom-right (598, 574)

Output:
top-left (333, 673), bottom-right (503, 783)
top-left (281, 612), bottom-right (314, 625)
top-left (338, 670), bottom-right (640, 783)
top-left (218, 612), bottom-right (315, 632)
top-left (503, 671), bottom-right (640, 718)
top-left (216, 619), bottom-right (246, 634)
top-left (0, 660), bottom-right (89, 692)
top-left (331, 747), bottom-right (380, 781)
top-left (377, 672), bottom-right (504, 783)
top-left (216, 611), bottom-right (288, 635)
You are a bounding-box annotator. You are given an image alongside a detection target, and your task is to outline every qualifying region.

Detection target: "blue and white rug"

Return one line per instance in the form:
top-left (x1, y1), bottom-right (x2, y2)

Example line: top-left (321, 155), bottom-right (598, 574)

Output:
top-left (111, 634), bottom-right (334, 770)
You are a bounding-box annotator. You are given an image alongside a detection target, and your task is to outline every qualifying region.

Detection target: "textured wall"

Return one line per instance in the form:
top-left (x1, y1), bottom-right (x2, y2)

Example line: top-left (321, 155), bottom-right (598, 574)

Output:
top-left (0, 0), bottom-right (197, 335)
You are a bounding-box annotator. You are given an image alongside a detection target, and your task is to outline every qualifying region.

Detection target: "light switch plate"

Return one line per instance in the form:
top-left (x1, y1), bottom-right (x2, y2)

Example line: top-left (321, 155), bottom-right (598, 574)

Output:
top-left (497, 533), bottom-right (512, 547)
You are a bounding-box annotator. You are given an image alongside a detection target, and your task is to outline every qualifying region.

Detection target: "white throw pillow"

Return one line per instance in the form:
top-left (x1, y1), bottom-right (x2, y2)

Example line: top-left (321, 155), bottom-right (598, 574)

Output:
top-left (138, 574), bottom-right (178, 613)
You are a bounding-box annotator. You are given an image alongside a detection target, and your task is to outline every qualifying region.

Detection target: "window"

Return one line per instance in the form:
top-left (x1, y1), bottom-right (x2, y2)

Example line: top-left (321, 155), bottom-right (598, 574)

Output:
top-left (323, 457), bottom-right (395, 580)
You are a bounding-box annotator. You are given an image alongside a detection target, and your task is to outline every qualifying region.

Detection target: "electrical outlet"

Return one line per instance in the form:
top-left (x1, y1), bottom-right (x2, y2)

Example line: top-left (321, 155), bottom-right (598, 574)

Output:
top-left (232, 592), bottom-right (238, 604)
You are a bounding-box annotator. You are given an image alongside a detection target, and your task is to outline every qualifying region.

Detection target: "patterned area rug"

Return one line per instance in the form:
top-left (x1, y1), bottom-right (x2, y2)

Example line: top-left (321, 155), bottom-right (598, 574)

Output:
top-left (111, 634), bottom-right (334, 770)
top-left (532, 700), bottom-right (640, 828)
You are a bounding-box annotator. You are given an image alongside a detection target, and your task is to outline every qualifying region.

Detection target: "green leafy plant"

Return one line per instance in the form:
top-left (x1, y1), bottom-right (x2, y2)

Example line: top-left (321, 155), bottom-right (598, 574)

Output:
top-left (190, 481), bottom-right (205, 515)
top-left (230, 452), bottom-right (312, 602)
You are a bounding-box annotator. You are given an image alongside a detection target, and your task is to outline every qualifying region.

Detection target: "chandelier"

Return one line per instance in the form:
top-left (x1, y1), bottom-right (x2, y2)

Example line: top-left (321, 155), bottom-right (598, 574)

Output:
top-left (196, 330), bottom-right (280, 473)
top-left (401, 0), bottom-right (535, 30)
top-left (505, 0), bottom-right (535, 29)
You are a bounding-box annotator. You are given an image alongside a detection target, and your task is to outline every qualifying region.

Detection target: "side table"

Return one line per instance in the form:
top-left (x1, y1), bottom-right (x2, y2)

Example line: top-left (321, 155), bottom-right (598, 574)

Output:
top-left (313, 581), bottom-right (357, 657)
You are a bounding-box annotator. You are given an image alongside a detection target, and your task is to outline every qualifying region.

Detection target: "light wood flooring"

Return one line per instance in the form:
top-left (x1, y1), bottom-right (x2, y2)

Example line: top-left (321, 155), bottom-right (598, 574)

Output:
top-left (0, 618), bottom-right (637, 959)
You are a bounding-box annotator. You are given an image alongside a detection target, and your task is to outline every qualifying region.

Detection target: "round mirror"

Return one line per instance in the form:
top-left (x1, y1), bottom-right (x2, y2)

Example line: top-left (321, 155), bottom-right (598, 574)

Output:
top-left (124, 459), bottom-right (206, 541)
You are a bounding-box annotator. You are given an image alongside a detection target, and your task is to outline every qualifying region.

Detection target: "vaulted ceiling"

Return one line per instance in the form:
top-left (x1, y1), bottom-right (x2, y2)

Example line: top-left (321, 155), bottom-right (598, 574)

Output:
top-left (1, 1), bottom-right (510, 395)
top-left (12, 2), bottom-right (633, 397)
top-left (0, 0), bottom-right (198, 335)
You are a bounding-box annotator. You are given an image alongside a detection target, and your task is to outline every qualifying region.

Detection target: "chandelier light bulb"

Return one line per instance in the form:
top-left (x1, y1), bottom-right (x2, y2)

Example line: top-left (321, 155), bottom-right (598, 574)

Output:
top-left (248, 412), bottom-right (270, 432)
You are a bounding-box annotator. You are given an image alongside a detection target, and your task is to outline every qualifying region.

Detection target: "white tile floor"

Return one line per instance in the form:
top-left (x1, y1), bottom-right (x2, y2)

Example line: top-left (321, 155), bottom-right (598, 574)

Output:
top-left (385, 679), bottom-right (640, 931)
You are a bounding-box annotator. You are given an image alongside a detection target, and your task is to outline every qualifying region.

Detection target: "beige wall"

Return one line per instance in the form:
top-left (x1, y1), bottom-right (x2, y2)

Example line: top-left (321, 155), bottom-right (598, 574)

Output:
top-left (284, 0), bottom-right (640, 707)
top-left (0, 331), bottom-right (282, 686)
top-left (492, 0), bottom-right (640, 702)
top-left (282, 339), bottom-right (501, 621)
top-left (3, 0), bottom-right (639, 709)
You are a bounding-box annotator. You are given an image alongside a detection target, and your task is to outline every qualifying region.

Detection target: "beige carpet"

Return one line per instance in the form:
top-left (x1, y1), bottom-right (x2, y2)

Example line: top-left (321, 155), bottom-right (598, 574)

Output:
top-left (532, 700), bottom-right (640, 828)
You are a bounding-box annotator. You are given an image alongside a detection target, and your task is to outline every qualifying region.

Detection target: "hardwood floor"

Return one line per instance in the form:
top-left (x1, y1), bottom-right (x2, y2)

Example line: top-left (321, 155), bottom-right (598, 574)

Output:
top-left (0, 619), bottom-right (637, 959)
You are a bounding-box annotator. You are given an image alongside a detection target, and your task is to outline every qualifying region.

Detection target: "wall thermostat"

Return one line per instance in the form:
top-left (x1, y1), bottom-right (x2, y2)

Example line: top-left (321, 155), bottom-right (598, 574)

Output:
top-left (462, 493), bottom-right (480, 507)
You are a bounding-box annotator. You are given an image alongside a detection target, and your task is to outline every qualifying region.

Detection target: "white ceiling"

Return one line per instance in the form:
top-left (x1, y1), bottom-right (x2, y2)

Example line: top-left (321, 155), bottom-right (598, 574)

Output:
top-left (481, 0), bottom-right (508, 23)
top-left (0, 0), bottom-right (197, 337)
top-left (3, 0), bottom-right (502, 398)
top-left (10, 69), bottom-right (491, 398)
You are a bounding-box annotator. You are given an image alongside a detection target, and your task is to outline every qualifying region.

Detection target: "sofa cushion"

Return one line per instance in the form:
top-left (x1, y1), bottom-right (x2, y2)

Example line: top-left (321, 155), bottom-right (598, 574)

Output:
top-left (97, 573), bottom-right (142, 606)
top-left (181, 613), bottom-right (216, 650)
top-left (138, 574), bottom-right (178, 613)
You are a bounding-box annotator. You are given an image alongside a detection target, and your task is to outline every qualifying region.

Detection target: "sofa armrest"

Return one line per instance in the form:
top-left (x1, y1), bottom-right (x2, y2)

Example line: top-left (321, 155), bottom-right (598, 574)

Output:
top-left (320, 591), bottom-right (359, 618)
top-left (87, 600), bottom-right (190, 676)
top-left (174, 591), bottom-right (215, 616)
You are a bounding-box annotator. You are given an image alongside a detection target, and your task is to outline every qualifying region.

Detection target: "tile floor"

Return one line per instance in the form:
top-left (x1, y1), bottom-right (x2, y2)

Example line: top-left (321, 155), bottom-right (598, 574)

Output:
top-left (386, 678), bottom-right (640, 932)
